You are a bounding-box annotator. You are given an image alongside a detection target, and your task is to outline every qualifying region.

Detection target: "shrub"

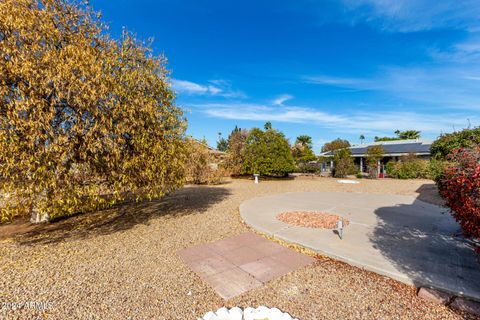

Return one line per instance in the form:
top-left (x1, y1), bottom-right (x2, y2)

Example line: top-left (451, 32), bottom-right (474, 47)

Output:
top-left (386, 161), bottom-right (395, 176)
top-left (387, 159), bottom-right (430, 179)
top-left (295, 163), bottom-right (320, 174)
top-left (333, 148), bottom-right (355, 178)
top-left (428, 159), bottom-right (448, 182)
top-left (431, 128), bottom-right (480, 160)
top-left (439, 148), bottom-right (480, 243)
top-left (242, 126), bottom-right (295, 177)
top-left (386, 154), bottom-right (430, 179)
top-left (0, 0), bottom-right (186, 223)
top-left (185, 139), bottom-right (225, 185)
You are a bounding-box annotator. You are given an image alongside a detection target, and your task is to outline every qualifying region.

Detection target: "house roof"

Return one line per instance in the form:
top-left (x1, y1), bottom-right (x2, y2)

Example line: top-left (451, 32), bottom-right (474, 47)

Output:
top-left (320, 139), bottom-right (432, 157)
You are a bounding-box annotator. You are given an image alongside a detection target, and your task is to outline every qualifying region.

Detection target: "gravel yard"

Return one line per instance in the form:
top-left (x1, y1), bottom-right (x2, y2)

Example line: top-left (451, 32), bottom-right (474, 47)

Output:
top-left (0, 177), bottom-right (471, 319)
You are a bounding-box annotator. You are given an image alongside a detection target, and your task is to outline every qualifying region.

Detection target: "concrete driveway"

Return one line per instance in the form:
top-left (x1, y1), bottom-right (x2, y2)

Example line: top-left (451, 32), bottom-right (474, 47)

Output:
top-left (240, 192), bottom-right (480, 301)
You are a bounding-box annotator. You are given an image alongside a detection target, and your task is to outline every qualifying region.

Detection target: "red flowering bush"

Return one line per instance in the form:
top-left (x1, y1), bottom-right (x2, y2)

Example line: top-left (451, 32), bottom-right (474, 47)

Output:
top-left (439, 147), bottom-right (480, 242)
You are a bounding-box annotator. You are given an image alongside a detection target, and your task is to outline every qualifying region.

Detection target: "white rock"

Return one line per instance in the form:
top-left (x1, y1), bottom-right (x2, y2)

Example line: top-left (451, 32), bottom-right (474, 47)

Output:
top-left (228, 307), bottom-right (243, 320)
top-left (244, 307), bottom-right (255, 320)
top-left (202, 311), bottom-right (218, 320)
top-left (201, 306), bottom-right (296, 320)
top-left (256, 306), bottom-right (270, 312)
top-left (253, 306), bottom-right (270, 319)
top-left (268, 308), bottom-right (284, 320)
top-left (280, 313), bottom-right (293, 320)
top-left (215, 307), bottom-right (230, 320)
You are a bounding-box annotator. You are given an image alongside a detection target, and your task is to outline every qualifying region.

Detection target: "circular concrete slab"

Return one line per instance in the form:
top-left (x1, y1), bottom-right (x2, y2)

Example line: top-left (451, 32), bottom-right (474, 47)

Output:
top-left (240, 192), bottom-right (480, 301)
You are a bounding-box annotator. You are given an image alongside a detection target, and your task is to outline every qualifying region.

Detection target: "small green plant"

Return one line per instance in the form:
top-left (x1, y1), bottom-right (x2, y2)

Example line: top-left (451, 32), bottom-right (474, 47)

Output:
top-left (356, 172), bottom-right (363, 179)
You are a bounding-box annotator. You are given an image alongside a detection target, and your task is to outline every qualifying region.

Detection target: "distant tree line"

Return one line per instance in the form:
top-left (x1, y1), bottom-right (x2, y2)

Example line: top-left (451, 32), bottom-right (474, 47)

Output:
top-left (375, 130), bottom-right (421, 142)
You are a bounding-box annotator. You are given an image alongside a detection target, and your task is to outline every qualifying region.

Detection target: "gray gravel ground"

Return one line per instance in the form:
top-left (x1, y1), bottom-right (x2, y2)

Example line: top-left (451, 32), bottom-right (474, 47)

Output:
top-left (0, 177), bottom-right (472, 319)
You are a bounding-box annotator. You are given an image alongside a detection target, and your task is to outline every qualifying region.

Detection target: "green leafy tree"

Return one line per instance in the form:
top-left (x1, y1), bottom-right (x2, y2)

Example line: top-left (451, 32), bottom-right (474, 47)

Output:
top-left (333, 148), bottom-right (355, 178)
top-left (216, 133), bottom-right (228, 152)
top-left (321, 138), bottom-right (350, 153)
top-left (264, 121), bottom-right (272, 131)
top-left (0, 0), bottom-right (186, 223)
top-left (292, 135), bottom-right (316, 164)
top-left (366, 145), bottom-right (385, 178)
top-left (243, 128), bottom-right (294, 176)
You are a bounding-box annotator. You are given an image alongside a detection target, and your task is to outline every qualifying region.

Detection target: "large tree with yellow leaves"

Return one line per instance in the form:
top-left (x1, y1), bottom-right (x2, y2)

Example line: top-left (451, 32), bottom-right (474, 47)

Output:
top-left (0, 0), bottom-right (187, 223)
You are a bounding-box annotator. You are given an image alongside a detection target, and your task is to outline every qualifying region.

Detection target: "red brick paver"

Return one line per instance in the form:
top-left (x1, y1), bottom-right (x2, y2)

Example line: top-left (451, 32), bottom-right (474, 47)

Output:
top-left (177, 232), bottom-right (314, 299)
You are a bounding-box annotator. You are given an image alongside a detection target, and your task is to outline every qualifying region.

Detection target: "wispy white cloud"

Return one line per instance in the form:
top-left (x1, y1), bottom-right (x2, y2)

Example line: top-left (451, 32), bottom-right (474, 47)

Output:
top-left (172, 79), bottom-right (214, 95)
top-left (429, 34), bottom-right (480, 65)
top-left (339, 0), bottom-right (480, 32)
top-left (305, 63), bottom-right (480, 111)
top-left (192, 101), bottom-right (477, 136)
top-left (304, 75), bottom-right (375, 90)
top-left (272, 94), bottom-right (294, 106)
top-left (172, 79), bottom-right (245, 98)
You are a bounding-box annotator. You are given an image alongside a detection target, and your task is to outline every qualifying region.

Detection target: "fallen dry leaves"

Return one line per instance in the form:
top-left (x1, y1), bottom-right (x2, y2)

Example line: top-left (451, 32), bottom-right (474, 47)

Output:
top-left (277, 211), bottom-right (349, 229)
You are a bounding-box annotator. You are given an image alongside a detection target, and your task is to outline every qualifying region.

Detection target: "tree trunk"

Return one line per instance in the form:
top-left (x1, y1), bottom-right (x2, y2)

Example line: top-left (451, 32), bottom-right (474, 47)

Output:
top-left (30, 190), bottom-right (49, 223)
top-left (30, 209), bottom-right (50, 223)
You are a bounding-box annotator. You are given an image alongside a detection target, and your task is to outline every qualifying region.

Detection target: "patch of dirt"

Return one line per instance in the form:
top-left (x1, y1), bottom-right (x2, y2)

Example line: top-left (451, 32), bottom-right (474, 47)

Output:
top-left (277, 211), bottom-right (349, 229)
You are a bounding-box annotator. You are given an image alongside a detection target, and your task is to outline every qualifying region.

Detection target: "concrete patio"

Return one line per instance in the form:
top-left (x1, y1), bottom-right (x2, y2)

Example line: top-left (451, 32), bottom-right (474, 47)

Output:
top-left (240, 192), bottom-right (480, 301)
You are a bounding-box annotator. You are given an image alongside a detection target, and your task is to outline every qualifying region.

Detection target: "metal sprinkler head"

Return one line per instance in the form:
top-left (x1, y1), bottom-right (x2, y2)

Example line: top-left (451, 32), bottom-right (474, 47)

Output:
top-left (336, 219), bottom-right (344, 240)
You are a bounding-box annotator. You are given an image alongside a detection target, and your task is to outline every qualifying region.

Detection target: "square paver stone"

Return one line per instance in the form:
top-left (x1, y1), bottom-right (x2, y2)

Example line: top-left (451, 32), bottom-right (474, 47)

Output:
top-left (204, 267), bottom-right (263, 300)
top-left (239, 256), bottom-right (293, 283)
top-left (177, 232), bottom-right (315, 300)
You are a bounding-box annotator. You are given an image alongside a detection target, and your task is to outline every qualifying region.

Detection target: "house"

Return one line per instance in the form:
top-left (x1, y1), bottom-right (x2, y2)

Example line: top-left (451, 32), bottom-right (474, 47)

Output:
top-left (319, 139), bottom-right (432, 174)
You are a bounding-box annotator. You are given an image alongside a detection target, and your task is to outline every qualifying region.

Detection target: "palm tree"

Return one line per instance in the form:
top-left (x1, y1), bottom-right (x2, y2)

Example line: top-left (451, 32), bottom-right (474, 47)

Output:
top-left (359, 134), bottom-right (365, 144)
top-left (295, 135), bottom-right (313, 149)
top-left (396, 130), bottom-right (421, 139)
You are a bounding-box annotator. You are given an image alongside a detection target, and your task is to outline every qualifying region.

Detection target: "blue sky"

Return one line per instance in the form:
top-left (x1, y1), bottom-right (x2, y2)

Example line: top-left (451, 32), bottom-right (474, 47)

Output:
top-left (96, 0), bottom-right (480, 151)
